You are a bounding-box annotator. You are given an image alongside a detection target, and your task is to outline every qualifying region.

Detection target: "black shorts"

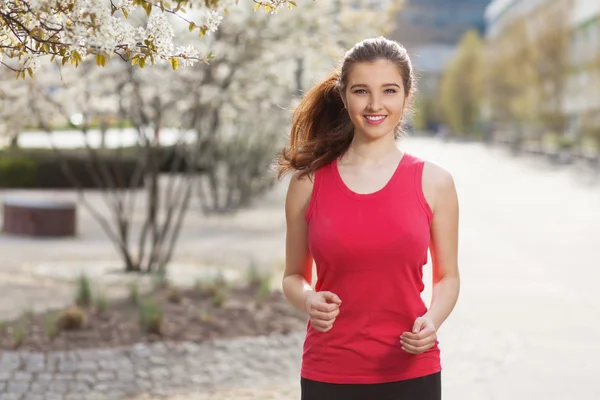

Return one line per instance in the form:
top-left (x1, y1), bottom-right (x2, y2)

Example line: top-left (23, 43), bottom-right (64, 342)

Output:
top-left (301, 372), bottom-right (441, 400)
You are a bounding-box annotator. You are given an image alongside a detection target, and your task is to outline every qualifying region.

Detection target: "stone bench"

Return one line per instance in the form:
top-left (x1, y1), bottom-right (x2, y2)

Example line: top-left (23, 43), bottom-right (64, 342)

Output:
top-left (2, 196), bottom-right (77, 237)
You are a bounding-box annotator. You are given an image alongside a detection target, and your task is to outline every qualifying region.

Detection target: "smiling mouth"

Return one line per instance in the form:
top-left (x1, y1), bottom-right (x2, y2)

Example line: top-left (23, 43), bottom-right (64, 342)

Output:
top-left (365, 115), bottom-right (386, 121)
top-left (364, 115), bottom-right (387, 125)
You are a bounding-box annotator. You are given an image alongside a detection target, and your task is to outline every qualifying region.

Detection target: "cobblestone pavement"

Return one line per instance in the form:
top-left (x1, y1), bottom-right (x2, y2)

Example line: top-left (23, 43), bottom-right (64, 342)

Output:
top-left (0, 333), bottom-right (303, 400)
top-left (132, 384), bottom-right (299, 400)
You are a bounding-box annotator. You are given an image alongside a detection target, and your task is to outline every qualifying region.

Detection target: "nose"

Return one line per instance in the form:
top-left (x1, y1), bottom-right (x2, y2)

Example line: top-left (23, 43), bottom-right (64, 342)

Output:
top-left (368, 94), bottom-right (383, 112)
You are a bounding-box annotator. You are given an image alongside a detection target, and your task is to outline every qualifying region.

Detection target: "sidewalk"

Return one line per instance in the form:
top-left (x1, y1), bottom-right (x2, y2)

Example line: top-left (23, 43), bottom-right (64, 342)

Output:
top-left (133, 384), bottom-right (299, 400)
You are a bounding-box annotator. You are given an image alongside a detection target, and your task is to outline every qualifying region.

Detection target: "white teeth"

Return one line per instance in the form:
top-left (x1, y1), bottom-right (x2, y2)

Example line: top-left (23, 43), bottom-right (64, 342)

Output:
top-left (366, 116), bottom-right (385, 121)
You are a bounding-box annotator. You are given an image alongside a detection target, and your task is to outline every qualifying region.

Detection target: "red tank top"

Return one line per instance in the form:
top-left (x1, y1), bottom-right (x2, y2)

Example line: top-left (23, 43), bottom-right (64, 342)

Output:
top-left (302, 153), bottom-right (441, 384)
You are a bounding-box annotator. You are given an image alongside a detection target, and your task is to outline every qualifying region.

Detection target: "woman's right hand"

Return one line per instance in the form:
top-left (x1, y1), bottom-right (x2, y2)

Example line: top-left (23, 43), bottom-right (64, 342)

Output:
top-left (304, 291), bottom-right (342, 333)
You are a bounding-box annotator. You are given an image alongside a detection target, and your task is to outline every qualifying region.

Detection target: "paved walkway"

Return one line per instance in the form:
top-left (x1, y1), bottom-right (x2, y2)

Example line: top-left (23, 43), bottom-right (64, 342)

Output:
top-left (1, 137), bottom-right (600, 399)
top-left (0, 333), bottom-right (303, 400)
top-left (414, 138), bottom-right (600, 400)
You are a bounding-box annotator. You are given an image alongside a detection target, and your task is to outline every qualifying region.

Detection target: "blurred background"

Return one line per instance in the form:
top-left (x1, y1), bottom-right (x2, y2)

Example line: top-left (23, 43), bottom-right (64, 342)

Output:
top-left (0, 0), bottom-right (599, 399)
top-left (402, 0), bottom-right (600, 162)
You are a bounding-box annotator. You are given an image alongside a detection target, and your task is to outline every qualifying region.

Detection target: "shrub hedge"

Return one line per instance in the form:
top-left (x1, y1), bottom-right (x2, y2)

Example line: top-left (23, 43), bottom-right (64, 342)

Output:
top-left (0, 157), bottom-right (37, 188)
top-left (0, 147), bottom-right (198, 189)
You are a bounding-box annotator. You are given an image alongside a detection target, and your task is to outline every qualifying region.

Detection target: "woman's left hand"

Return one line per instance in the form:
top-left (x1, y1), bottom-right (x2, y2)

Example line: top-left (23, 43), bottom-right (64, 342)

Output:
top-left (400, 316), bottom-right (437, 354)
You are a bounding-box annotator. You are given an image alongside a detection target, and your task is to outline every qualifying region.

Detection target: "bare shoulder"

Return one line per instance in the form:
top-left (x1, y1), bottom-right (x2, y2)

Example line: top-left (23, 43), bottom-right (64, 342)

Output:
top-left (288, 170), bottom-right (315, 196)
top-left (285, 170), bottom-right (315, 217)
top-left (422, 161), bottom-right (457, 212)
top-left (423, 161), bottom-right (454, 188)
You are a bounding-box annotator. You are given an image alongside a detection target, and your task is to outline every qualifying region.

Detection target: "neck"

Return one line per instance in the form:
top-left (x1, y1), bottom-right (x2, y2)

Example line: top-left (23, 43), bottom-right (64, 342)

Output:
top-left (343, 132), bottom-right (401, 166)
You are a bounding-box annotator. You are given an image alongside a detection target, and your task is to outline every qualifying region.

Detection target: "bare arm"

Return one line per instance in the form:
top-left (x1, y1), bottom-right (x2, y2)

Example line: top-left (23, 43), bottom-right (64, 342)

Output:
top-left (281, 171), bottom-right (316, 313)
top-left (282, 171), bottom-right (341, 332)
top-left (423, 162), bottom-right (460, 331)
top-left (401, 162), bottom-right (460, 353)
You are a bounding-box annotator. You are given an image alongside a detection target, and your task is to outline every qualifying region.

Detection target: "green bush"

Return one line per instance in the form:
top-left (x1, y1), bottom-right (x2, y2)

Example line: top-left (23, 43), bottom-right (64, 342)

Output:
top-left (35, 155), bottom-right (143, 189)
top-left (138, 298), bottom-right (163, 335)
top-left (0, 146), bottom-right (205, 189)
top-left (0, 157), bottom-right (37, 188)
top-left (75, 274), bottom-right (93, 308)
top-left (156, 146), bottom-right (206, 174)
top-left (0, 149), bottom-right (143, 189)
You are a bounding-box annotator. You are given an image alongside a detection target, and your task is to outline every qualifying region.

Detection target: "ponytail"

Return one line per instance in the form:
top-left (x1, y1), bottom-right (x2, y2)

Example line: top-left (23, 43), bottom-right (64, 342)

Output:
top-left (275, 70), bottom-right (354, 180)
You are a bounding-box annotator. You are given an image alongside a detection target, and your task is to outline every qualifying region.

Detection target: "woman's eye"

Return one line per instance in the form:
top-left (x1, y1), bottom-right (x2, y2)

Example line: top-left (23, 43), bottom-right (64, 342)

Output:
top-left (385, 89), bottom-right (397, 94)
top-left (354, 89), bottom-right (367, 94)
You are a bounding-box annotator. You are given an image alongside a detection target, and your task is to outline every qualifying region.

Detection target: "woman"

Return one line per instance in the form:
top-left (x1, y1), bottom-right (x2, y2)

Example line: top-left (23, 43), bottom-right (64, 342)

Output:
top-left (275, 37), bottom-right (460, 400)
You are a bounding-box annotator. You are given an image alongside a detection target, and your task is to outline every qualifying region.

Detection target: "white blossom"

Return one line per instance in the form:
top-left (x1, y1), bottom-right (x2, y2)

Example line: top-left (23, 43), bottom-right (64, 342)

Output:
top-left (0, 0), bottom-right (300, 72)
top-left (202, 11), bottom-right (224, 33)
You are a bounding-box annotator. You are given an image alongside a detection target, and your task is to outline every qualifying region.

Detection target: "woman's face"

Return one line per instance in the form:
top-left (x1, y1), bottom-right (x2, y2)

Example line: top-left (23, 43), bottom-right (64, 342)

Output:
top-left (342, 59), bottom-right (407, 141)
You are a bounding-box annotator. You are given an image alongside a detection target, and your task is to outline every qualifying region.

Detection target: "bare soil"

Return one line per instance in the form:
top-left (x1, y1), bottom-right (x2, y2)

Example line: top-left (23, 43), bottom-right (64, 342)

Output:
top-left (0, 283), bottom-right (307, 352)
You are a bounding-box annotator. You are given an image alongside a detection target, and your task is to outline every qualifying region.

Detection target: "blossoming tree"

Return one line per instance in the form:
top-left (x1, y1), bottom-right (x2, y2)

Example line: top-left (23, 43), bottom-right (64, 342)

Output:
top-left (2, 0), bottom-right (396, 273)
top-left (0, 0), bottom-right (298, 75)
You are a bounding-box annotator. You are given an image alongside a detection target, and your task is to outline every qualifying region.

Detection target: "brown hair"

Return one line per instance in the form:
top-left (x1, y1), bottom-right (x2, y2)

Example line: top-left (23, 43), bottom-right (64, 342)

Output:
top-left (275, 37), bottom-right (415, 180)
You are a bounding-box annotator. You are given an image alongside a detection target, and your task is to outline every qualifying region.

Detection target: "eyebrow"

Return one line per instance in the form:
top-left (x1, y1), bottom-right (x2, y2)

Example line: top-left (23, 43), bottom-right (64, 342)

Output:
top-left (350, 83), bottom-right (401, 90)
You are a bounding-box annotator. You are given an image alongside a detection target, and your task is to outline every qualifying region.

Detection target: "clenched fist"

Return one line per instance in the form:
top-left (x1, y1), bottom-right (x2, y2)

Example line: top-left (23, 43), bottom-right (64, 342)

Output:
top-left (400, 316), bottom-right (438, 354)
top-left (304, 291), bottom-right (342, 333)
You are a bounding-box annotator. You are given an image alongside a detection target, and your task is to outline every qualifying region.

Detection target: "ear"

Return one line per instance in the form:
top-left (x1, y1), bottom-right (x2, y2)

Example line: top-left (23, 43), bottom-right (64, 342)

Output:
top-left (340, 90), bottom-right (347, 109)
top-left (402, 93), bottom-right (411, 111)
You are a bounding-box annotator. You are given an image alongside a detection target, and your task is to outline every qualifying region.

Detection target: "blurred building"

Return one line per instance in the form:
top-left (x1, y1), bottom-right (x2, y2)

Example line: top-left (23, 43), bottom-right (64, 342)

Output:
top-left (389, 0), bottom-right (492, 98)
top-left (485, 0), bottom-right (600, 137)
top-left (360, 0), bottom-right (394, 9)
top-left (393, 0), bottom-right (490, 46)
top-left (568, 0), bottom-right (600, 136)
top-left (485, 0), bottom-right (547, 39)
